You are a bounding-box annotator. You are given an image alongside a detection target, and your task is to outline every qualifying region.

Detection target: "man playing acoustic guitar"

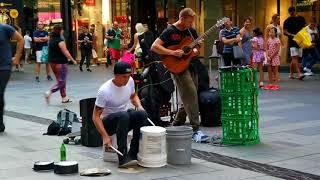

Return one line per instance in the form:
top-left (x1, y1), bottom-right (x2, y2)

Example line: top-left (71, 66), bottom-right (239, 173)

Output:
top-left (151, 8), bottom-right (209, 143)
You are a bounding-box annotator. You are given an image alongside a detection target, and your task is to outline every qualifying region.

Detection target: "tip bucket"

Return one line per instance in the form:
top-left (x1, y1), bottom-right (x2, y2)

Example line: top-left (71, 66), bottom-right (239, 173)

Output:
top-left (166, 126), bottom-right (193, 165)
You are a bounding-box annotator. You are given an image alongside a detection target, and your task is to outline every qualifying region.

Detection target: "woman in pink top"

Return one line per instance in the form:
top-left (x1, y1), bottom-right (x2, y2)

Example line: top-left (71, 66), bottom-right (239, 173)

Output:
top-left (251, 27), bottom-right (265, 88)
top-left (265, 27), bottom-right (281, 90)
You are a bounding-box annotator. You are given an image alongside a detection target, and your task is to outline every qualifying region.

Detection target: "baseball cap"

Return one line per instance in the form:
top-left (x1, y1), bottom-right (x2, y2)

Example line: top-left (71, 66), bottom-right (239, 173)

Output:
top-left (114, 61), bottom-right (132, 74)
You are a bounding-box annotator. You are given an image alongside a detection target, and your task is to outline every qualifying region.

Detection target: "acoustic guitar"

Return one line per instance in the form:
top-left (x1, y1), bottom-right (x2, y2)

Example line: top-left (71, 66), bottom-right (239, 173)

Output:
top-left (162, 18), bottom-right (227, 74)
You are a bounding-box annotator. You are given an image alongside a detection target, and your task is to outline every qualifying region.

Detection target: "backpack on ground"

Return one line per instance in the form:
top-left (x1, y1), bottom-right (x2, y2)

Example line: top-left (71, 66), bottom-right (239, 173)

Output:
top-left (57, 109), bottom-right (78, 135)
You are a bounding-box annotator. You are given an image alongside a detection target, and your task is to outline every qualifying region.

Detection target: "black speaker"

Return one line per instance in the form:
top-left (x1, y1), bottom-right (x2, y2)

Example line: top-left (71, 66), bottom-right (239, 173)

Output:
top-left (79, 98), bottom-right (102, 147)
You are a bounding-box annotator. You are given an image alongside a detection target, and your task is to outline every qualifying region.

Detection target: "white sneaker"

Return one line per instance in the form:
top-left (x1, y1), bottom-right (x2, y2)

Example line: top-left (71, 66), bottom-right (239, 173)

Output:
top-left (304, 72), bottom-right (314, 76)
top-left (192, 130), bottom-right (210, 143)
top-left (303, 67), bottom-right (311, 73)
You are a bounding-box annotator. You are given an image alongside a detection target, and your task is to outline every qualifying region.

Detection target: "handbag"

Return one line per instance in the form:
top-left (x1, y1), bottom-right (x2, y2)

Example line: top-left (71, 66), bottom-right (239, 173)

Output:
top-left (233, 45), bottom-right (246, 59)
top-left (40, 46), bottom-right (49, 63)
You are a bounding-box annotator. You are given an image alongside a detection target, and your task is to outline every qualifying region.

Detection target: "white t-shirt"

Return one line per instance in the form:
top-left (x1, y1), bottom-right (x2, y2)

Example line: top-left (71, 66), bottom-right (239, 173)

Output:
top-left (306, 26), bottom-right (318, 42)
top-left (24, 35), bottom-right (32, 49)
top-left (95, 77), bottom-right (135, 118)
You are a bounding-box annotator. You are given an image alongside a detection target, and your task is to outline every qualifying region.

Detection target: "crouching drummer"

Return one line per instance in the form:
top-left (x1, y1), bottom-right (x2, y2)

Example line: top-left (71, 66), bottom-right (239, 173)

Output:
top-left (92, 61), bottom-right (149, 168)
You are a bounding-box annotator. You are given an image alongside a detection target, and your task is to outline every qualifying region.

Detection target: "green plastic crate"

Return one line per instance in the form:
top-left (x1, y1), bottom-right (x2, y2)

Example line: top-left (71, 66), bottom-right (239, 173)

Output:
top-left (219, 67), bottom-right (260, 145)
top-left (221, 115), bottom-right (260, 145)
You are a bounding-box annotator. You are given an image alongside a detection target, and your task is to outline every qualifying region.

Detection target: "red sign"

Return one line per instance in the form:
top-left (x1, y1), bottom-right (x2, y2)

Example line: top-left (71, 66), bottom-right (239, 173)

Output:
top-left (85, 0), bottom-right (95, 6)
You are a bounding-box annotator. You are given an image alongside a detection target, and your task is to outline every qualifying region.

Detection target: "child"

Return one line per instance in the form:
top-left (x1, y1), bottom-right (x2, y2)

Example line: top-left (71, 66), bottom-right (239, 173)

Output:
top-left (251, 27), bottom-right (265, 88)
top-left (265, 27), bottom-right (281, 90)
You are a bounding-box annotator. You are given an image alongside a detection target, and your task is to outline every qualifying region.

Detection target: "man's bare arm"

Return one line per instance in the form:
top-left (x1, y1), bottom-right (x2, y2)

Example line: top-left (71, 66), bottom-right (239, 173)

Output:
top-left (151, 38), bottom-right (174, 55)
top-left (92, 106), bottom-right (110, 140)
top-left (130, 93), bottom-right (144, 110)
top-left (11, 31), bottom-right (24, 65)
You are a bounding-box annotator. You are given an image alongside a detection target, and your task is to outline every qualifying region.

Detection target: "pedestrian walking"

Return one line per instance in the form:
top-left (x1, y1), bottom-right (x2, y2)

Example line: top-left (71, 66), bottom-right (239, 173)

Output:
top-left (78, 26), bottom-right (93, 72)
top-left (302, 17), bottom-right (319, 76)
top-left (90, 24), bottom-right (99, 66)
top-left (105, 21), bottom-right (124, 65)
top-left (284, 6), bottom-right (306, 80)
top-left (44, 25), bottom-right (77, 104)
top-left (0, 23), bottom-right (24, 132)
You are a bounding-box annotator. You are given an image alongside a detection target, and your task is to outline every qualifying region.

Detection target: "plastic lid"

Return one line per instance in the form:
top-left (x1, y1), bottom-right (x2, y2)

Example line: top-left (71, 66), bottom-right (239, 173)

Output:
top-left (140, 126), bottom-right (166, 133)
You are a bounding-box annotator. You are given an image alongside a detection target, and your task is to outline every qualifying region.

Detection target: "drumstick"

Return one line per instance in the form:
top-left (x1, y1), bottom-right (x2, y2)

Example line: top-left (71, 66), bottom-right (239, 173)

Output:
top-left (109, 145), bottom-right (123, 157)
top-left (147, 118), bottom-right (156, 126)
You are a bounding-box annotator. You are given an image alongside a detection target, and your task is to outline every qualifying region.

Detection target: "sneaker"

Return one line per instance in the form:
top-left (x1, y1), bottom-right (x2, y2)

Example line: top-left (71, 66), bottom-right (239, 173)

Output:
top-left (271, 85), bottom-right (279, 90)
top-left (192, 130), bottom-right (210, 143)
top-left (211, 135), bottom-right (222, 144)
top-left (91, 64), bottom-right (97, 67)
top-left (47, 75), bottom-right (53, 81)
top-left (44, 91), bottom-right (51, 104)
top-left (263, 85), bottom-right (273, 90)
top-left (0, 123), bottom-right (5, 132)
top-left (303, 72), bottom-right (313, 76)
top-left (35, 76), bottom-right (40, 83)
top-left (87, 68), bottom-right (92, 72)
top-left (303, 67), bottom-right (311, 73)
top-left (20, 68), bottom-right (24, 72)
top-left (118, 157), bottom-right (138, 168)
top-left (79, 66), bottom-right (83, 72)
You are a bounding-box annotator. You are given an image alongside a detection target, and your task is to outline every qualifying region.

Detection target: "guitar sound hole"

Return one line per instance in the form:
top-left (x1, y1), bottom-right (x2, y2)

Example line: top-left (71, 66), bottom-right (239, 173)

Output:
top-left (182, 46), bottom-right (191, 54)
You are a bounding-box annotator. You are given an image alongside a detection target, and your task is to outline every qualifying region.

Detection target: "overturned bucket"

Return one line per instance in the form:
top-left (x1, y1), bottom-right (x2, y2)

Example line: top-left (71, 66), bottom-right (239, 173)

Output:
top-left (138, 126), bottom-right (167, 167)
top-left (166, 126), bottom-right (193, 165)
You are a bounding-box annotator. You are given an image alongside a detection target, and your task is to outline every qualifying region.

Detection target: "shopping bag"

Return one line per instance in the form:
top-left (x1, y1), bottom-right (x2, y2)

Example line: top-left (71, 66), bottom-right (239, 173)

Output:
top-left (120, 51), bottom-right (135, 66)
top-left (293, 27), bottom-right (312, 49)
top-left (40, 46), bottom-right (49, 63)
top-left (92, 49), bottom-right (98, 59)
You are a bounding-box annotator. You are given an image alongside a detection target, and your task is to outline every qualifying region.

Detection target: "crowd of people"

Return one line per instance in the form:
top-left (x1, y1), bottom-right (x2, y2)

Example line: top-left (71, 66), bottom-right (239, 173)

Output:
top-left (219, 6), bottom-right (319, 90)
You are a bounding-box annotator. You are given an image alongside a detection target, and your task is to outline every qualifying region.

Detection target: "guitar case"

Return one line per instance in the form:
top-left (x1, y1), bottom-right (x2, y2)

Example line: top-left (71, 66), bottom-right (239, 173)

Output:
top-left (199, 88), bottom-right (222, 127)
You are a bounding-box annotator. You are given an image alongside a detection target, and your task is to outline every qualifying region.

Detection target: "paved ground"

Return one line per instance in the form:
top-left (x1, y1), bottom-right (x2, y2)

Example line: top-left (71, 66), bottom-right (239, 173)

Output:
top-left (1, 64), bottom-right (320, 180)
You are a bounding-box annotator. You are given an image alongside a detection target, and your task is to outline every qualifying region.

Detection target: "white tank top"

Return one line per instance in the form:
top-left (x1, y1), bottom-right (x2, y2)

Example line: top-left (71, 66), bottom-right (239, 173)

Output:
top-left (271, 24), bottom-right (281, 38)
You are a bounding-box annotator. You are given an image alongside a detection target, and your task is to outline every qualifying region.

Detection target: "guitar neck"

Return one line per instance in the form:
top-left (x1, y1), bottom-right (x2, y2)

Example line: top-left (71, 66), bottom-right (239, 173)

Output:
top-left (189, 24), bottom-right (219, 48)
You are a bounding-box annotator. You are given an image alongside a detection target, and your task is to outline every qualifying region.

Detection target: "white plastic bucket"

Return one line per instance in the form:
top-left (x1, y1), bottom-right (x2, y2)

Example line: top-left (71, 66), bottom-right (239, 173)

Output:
top-left (138, 126), bottom-right (167, 167)
top-left (102, 133), bottom-right (133, 162)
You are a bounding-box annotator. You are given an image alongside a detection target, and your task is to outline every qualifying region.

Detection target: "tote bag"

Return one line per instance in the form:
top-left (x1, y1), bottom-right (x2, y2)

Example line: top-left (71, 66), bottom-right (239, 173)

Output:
top-left (233, 45), bottom-right (246, 59)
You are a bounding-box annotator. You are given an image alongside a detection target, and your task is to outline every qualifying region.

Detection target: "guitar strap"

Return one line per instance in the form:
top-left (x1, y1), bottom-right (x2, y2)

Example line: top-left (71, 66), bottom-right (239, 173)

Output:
top-left (187, 28), bottom-right (196, 41)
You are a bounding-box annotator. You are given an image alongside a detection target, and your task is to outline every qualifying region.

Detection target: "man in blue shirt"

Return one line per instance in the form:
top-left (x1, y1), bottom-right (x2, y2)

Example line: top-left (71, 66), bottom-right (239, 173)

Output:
top-left (0, 23), bottom-right (24, 132)
top-left (33, 22), bottom-right (53, 82)
top-left (220, 17), bottom-right (242, 66)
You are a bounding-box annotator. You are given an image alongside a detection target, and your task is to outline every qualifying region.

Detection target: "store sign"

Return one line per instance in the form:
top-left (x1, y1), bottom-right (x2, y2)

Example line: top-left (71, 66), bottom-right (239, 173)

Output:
top-left (85, 0), bottom-right (96, 6)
